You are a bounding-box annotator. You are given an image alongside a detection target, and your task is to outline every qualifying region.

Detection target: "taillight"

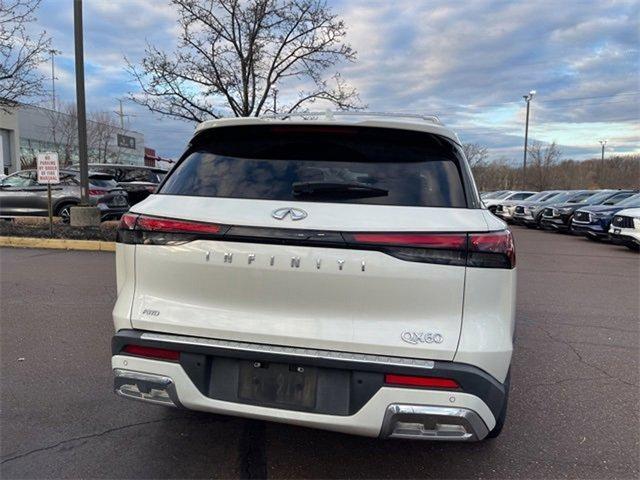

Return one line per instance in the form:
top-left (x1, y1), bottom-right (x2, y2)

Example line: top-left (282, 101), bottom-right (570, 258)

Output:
top-left (119, 213), bottom-right (138, 230)
top-left (351, 233), bottom-right (467, 249)
top-left (117, 214), bottom-right (228, 245)
top-left (468, 230), bottom-right (515, 269)
top-left (122, 344), bottom-right (180, 361)
top-left (384, 374), bottom-right (460, 389)
top-left (344, 232), bottom-right (468, 266)
top-left (89, 189), bottom-right (105, 196)
top-left (116, 214), bottom-right (515, 269)
top-left (136, 215), bottom-right (222, 234)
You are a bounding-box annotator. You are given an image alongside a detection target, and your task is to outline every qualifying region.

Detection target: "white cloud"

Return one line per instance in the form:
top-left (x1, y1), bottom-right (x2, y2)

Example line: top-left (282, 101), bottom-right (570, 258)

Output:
top-left (27, 0), bottom-right (639, 159)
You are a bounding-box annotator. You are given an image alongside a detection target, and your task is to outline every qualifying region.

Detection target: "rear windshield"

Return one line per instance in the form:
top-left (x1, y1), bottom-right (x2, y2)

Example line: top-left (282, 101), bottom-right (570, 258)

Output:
top-left (89, 176), bottom-right (118, 188)
top-left (160, 126), bottom-right (469, 208)
top-left (119, 169), bottom-right (164, 183)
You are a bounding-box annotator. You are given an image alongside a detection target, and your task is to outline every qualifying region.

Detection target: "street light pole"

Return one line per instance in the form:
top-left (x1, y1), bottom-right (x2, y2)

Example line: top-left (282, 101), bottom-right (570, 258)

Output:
top-left (48, 49), bottom-right (60, 110)
top-left (522, 90), bottom-right (536, 189)
top-left (74, 0), bottom-right (89, 205)
top-left (599, 140), bottom-right (607, 162)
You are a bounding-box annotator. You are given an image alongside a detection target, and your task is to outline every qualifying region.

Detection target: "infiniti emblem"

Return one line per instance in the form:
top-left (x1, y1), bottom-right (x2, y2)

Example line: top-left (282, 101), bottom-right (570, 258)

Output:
top-left (272, 207), bottom-right (308, 221)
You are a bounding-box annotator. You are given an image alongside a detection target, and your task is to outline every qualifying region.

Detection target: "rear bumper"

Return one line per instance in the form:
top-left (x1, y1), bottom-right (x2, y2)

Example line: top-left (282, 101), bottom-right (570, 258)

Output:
top-left (112, 329), bottom-right (505, 440)
top-left (98, 205), bottom-right (129, 221)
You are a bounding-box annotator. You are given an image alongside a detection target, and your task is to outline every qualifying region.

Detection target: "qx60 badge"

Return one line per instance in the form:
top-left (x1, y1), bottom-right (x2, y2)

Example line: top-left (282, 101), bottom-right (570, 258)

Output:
top-left (401, 331), bottom-right (444, 345)
top-left (272, 207), bottom-right (308, 221)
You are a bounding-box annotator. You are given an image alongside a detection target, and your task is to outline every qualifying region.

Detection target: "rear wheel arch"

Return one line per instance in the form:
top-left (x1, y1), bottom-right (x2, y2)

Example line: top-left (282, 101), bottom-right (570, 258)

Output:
top-left (54, 200), bottom-right (79, 221)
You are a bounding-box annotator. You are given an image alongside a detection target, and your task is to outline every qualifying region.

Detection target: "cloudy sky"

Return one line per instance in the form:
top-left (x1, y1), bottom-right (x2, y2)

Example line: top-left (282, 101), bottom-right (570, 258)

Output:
top-left (32, 0), bottom-right (639, 161)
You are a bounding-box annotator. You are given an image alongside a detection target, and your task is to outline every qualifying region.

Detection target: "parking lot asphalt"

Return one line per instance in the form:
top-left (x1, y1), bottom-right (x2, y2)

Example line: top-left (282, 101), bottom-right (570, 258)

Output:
top-left (1, 226), bottom-right (638, 479)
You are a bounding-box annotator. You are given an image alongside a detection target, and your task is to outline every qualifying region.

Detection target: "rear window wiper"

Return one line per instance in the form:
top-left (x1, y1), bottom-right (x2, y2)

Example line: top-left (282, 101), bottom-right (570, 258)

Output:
top-left (292, 182), bottom-right (389, 198)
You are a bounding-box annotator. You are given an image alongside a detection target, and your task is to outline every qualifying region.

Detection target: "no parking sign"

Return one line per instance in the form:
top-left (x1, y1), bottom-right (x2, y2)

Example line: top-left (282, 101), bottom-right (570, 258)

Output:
top-left (36, 152), bottom-right (60, 184)
top-left (36, 152), bottom-right (60, 233)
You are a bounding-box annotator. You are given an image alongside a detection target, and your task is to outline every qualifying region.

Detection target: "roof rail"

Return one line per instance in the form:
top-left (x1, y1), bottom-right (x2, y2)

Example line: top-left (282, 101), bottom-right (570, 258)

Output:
top-left (260, 110), bottom-right (442, 125)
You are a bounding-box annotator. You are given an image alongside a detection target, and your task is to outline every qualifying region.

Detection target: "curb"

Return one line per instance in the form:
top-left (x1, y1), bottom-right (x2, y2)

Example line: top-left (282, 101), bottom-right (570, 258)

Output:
top-left (0, 236), bottom-right (116, 252)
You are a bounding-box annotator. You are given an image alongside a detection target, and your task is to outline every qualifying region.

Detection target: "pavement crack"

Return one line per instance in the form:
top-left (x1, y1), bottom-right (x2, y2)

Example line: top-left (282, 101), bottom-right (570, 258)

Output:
top-left (530, 324), bottom-right (638, 388)
top-left (520, 318), bottom-right (638, 334)
top-left (238, 420), bottom-right (267, 479)
top-left (517, 377), bottom-right (614, 394)
top-left (0, 416), bottom-right (189, 465)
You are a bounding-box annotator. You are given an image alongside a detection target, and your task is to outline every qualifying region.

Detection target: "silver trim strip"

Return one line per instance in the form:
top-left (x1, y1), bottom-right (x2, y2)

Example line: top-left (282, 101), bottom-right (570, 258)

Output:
top-left (113, 369), bottom-right (180, 407)
top-left (139, 332), bottom-right (435, 369)
top-left (380, 404), bottom-right (489, 441)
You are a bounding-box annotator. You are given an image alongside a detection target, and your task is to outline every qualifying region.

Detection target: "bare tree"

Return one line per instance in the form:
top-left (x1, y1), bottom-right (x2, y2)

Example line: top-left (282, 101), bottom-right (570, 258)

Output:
top-left (471, 153), bottom-right (639, 192)
top-left (44, 103), bottom-right (122, 165)
top-left (87, 111), bottom-right (121, 163)
top-left (462, 143), bottom-right (489, 168)
top-left (526, 141), bottom-right (561, 190)
top-left (45, 103), bottom-right (78, 165)
top-left (127, 0), bottom-right (362, 121)
top-left (0, 0), bottom-right (51, 111)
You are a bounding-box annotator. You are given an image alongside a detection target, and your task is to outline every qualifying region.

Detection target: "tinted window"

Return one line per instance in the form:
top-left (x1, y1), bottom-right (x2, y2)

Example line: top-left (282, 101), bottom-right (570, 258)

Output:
top-left (509, 192), bottom-right (534, 200)
top-left (525, 191), bottom-right (550, 202)
top-left (585, 191), bottom-right (617, 205)
top-left (89, 176), bottom-right (118, 188)
top-left (161, 126), bottom-right (468, 208)
top-left (540, 192), bottom-right (561, 201)
top-left (568, 192), bottom-right (598, 203)
top-left (1, 172), bottom-right (36, 187)
top-left (60, 173), bottom-right (78, 186)
top-left (120, 169), bottom-right (162, 183)
top-left (616, 194), bottom-right (640, 207)
top-left (601, 192), bottom-right (634, 205)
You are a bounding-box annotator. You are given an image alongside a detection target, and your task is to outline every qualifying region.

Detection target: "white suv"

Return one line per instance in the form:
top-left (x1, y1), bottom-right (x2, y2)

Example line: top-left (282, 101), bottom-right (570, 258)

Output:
top-left (111, 113), bottom-right (516, 441)
top-left (609, 207), bottom-right (640, 250)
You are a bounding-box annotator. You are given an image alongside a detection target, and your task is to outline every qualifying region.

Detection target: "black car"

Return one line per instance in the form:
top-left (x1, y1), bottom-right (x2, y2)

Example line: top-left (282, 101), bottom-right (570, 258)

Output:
top-left (571, 193), bottom-right (640, 240)
top-left (540, 190), bottom-right (636, 232)
top-left (73, 164), bottom-right (167, 206)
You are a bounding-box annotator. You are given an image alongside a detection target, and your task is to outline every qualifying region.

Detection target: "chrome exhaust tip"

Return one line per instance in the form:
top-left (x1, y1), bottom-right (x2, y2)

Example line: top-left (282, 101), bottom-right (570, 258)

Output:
top-left (113, 369), bottom-right (180, 407)
top-left (380, 404), bottom-right (489, 441)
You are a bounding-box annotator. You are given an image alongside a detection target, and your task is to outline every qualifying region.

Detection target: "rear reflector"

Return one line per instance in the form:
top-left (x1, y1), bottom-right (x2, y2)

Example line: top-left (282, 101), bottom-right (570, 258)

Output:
top-left (122, 344), bottom-right (180, 361)
top-left (385, 374), bottom-right (460, 389)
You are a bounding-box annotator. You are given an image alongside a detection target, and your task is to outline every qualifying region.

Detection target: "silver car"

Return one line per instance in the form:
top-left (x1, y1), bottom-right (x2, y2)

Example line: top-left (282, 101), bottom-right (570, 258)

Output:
top-left (0, 169), bottom-right (129, 221)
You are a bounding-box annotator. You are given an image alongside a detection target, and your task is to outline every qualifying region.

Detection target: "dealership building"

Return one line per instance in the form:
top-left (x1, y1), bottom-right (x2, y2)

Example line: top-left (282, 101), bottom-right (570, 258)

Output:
top-left (0, 104), bottom-right (145, 174)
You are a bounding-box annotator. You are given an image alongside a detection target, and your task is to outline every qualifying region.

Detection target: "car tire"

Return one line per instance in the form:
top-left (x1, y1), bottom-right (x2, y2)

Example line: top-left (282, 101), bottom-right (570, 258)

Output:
top-left (625, 243), bottom-right (640, 252)
top-left (486, 371), bottom-right (510, 439)
top-left (56, 202), bottom-right (77, 223)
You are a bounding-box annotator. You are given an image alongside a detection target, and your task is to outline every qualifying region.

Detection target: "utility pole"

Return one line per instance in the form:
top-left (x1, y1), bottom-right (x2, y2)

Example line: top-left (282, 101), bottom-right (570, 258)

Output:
top-left (522, 90), bottom-right (536, 189)
top-left (48, 49), bottom-right (61, 110)
top-left (114, 99), bottom-right (134, 130)
top-left (115, 99), bottom-right (125, 129)
top-left (599, 139), bottom-right (607, 162)
top-left (74, 0), bottom-right (89, 205)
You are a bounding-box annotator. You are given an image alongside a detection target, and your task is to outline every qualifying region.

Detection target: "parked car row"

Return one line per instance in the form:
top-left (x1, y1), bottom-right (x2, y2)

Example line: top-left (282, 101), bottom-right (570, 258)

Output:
top-left (0, 164), bottom-right (167, 222)
top-left (483, 189), bottom-right (640, 251)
